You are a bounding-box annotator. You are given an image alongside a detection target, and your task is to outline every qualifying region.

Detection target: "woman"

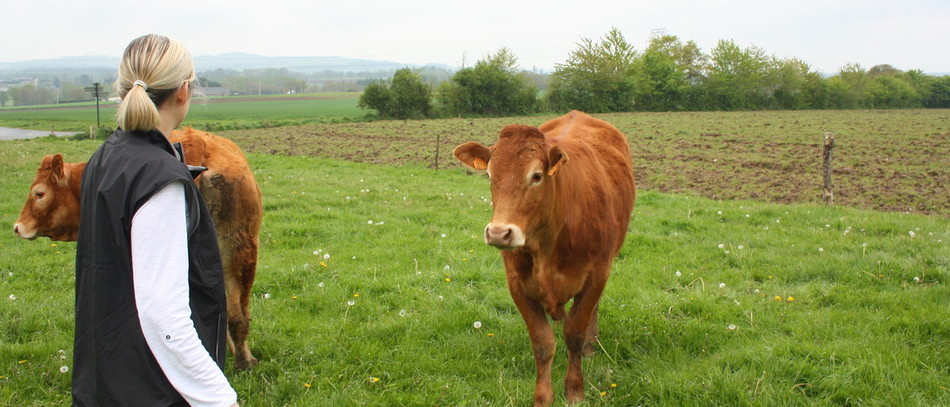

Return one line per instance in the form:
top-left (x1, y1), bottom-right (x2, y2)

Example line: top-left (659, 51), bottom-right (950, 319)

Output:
top-left (73, 34), bottom-right (239, 407)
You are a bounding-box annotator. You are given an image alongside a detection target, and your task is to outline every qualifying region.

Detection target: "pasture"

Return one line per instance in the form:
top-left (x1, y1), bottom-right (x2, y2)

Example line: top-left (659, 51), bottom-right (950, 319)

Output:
top-left (0, 110), bottom-right (948, 406)
top-left (0, 92), bottom-right (364, 132)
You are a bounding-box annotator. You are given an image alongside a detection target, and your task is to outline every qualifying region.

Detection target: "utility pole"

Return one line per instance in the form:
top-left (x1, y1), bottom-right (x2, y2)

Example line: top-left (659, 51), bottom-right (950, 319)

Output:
top-left (84, 82), bottom-right (106, 127)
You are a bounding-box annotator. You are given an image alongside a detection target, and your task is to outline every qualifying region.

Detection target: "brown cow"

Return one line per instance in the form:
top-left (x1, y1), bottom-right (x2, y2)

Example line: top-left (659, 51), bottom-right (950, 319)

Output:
top-left (454, 111), bottom-right (635, 406)
top-left (13, 127), bottom-right (263, 371)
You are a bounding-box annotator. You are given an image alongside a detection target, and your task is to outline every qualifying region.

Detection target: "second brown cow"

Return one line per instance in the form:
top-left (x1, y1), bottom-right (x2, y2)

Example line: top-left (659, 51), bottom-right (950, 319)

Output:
top-left (13, 127), bottom-right (263, 370)
top-left (454, 111), bottom-right (636, 406)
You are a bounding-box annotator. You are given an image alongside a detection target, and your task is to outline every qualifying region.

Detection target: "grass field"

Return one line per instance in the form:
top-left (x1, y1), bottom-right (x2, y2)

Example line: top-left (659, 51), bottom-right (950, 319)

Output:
top-left (0, 132), bottom-right (947, 406)
top-left (0, 93), bottom-right (364, 132)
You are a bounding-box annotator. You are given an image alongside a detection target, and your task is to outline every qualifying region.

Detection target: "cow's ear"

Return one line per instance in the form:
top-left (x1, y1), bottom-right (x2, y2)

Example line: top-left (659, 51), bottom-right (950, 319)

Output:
top-left (46, 154), bottom-right (67, 184)
top-left (547, 146), bottom-right (568, 176)
top-left (454, 142), bottom-right (492, 171)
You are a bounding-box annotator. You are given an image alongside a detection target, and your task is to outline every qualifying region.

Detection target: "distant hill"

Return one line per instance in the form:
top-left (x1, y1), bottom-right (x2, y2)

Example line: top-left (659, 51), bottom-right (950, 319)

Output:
top-left (0, 53), bottom-right (454, 74)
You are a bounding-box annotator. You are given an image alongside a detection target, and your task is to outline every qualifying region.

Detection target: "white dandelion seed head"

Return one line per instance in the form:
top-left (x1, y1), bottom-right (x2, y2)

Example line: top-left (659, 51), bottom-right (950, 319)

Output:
top-left (8, 294), bottom-right (15, 300)
top-left (718, 243), bottom-right (725, 249)
top-left (444, 265), bottom-right (451, 271)
top-left (368, 220), bottom-right (374, 225)
top-left (347, 300), bottom-right (356, 306)
top-left (441, 233), bottom-right (447, 238)
top-left (399, 309), bottom-right (407, 317)
top-left (717, 211), bottom-right (723, 215)
top-left (908, 231), bottom-right (916, 237)
top-left (727, 324), bottom-right (737, 330)
top-left (675, 271), bottom-right (682, 277)
top-left (438, 295), bottom-right (444, 301)
top-left (719, 283), bottom-right (726, 288)
top-left (913, 277), bottom-right (920, 283)
top-left (263, 293), bottom-right (271, 299)
top-left (318, 282), bottom-right (325, 288)
top-left (737, 245), bottom-right (744, 250)
top-left (313, 250), bottom-right (322, 255)
top-left (473, 321), bottom-right (482, 329)
top-left (324, 253), bottom-right (331, 260)
top-left (60, 366), bottom-right (69, 373)
top-left (862, 243), bottom-right (869, 248)
top-left (818, 247), bottom-right (824, 252)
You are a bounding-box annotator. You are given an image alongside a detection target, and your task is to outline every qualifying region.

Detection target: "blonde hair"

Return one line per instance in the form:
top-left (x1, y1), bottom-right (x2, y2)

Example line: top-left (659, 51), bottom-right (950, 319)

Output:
top-left (114, 34), bottom-right (196, 131)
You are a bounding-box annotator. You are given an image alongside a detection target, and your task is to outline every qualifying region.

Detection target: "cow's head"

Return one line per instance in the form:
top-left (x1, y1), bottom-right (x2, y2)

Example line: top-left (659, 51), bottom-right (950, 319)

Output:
top-left (13, 154), bottom-right (83, 241)
top-left (454, 124), bottom-right (568, 250)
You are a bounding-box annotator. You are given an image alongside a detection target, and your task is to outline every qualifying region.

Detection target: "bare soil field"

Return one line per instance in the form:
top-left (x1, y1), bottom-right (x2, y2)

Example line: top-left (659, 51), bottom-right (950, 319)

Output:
top-left (221, 110), bottom-right (950, 216)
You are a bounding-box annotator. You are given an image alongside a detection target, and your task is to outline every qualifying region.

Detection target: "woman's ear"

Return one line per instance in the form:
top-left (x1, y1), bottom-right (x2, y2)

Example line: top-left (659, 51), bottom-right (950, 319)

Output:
top-left (175, 82), bottom-right (191, 105)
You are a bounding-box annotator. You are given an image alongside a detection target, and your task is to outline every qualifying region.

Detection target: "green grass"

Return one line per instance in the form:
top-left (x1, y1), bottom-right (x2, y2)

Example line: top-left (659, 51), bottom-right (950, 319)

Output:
top-left (0, 93), bottom-right (365, 132)
top-left (0, 136), bottom-right (947, 406)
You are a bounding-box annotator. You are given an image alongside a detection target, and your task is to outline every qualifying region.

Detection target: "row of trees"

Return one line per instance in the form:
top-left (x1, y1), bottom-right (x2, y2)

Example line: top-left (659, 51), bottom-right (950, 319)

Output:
top-left (359, 29), bottom-right (950, 119)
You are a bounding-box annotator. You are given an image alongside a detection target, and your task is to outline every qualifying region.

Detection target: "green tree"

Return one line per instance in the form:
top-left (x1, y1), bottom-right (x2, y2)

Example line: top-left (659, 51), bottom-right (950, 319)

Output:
top-left (705, 40), bottom-right (769, 110)
top-left (924, 76), bottom-right (950, 108)
top-left (437, 48), bottom-right (538, 117)
top-left (546, 28), bottom-right (637, 112)
top-left (357, 68), bottom-right (432, 119)
top-left (632, 35), bottom-right (704, 111)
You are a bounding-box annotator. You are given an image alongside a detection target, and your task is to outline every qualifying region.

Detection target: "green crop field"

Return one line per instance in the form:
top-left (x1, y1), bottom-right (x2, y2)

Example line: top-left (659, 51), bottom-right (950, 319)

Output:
top-left (0, 110), bottom-right (947, 406)
top-left (0, 93), bottom-right (364, 132)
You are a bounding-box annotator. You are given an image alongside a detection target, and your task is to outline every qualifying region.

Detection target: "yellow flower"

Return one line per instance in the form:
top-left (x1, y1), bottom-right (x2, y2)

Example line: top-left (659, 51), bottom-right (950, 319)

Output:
top-left (444, 278), bottom-right (451, 283)
top-left (353, 293), bottom-right (360, 298)
top-left (600, 391), bottom-right (607, 396)
top-left (303, 383), bottom-right (311, 388)
top-left (774, 296), bottom-right (783, 301)
top-left (487, 333), bottom-right (495, 337)
top-left (18, 360), bottom-right (27, 364)
top-left (320, 262), bottom-right (328, 267)
top-left (787, 296), bottom-right (796, 302)
top-left (291, 295), bottom-right (298, 300)
top-left (611, 383), bottom-right (617, 388)
top-left (369, 376), bottom-right (380, 383)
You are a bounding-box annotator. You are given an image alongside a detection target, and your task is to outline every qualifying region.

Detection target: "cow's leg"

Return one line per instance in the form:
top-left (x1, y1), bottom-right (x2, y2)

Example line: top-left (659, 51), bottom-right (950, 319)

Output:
top-left (504, 253), bottom-right (555, 407)
top-left (511, 286), bottom-right (555, 407)
top-left (221, 239), bottom-right (259, 371)
top-left (563, 271), bottom-right (608, 404)
top-left (583, 303), bottom-right (599, 356)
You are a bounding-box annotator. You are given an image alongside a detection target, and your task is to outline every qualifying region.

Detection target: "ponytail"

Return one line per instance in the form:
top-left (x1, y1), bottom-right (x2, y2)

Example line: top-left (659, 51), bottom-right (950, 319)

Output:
top-left (114, 34), bottom-right (195, 132)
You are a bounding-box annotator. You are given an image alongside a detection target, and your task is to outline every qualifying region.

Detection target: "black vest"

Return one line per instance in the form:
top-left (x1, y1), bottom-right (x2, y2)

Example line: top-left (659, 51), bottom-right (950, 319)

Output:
top-left (73, 129), bottom-right (227, 406)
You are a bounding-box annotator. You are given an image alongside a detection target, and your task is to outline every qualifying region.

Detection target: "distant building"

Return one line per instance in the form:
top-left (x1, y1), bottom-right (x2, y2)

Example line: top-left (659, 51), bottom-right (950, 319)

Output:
top-left (201, 86), bottom-right (230, 97)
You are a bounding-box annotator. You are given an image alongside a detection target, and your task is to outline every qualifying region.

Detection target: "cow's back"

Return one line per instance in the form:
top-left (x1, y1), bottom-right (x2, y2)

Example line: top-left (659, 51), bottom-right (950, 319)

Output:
top-left (541, 111), bottom-right (635, 255)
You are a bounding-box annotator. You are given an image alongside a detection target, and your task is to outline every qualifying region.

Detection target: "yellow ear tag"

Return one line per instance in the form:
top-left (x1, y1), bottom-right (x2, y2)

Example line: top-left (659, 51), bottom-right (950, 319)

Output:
top-left (473, 158), bottom-right (488, 170)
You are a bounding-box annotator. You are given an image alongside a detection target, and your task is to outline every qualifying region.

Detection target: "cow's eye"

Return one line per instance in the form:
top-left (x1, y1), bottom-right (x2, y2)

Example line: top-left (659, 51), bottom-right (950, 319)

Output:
top-left (530, 172), bottom-right (543, 184)
top-left (34, 191), bottom-right (46, 199)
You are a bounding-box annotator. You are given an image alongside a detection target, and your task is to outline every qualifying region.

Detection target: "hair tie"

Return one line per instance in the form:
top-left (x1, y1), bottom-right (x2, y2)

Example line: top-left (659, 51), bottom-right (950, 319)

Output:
top-left (132, 80), bottom-right (149, 91)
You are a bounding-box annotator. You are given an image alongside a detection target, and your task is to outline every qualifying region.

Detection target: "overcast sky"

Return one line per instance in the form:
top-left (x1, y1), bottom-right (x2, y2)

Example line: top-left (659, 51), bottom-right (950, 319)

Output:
top-left (4, 0), bottom-right (947, 74)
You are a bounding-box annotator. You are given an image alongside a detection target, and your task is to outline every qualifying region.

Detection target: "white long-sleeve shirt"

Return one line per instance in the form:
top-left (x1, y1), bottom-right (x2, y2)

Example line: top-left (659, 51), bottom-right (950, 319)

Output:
top-left (131, 181), bottom-right (238, 407)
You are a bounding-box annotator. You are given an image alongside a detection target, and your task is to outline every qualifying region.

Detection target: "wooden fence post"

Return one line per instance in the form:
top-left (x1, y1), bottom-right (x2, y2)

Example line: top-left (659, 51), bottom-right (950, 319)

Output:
top-left (822, 132), bottom-right (835, 204)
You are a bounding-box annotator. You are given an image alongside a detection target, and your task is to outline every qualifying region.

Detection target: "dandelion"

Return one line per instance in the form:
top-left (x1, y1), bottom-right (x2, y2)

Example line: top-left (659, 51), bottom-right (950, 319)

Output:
top-left (473, 321), bottom-right (482, 329)
top-left (487, 333), bottom-right (495, 337)
top-left (320, 262), bottom-right (328, 268)
top-left (611, 383), bottom-right (618, 388)
top-left (60, 366), bottom-right (69, 373)
top-left (774, 296), bottom-right (783, 301)
top-left (728, 324), bottom-right (737, 330)
top-left (444, 277), bottom-right (451, 283)
top-left (438, 295), bottom-right (444, 301)
top-left (291, 295), bottom-right (298, 300)
top-left (818, 247), bottom-right (824, 253)
top-left (353, 293), bottom-right (360, 298)
top-left (318, 282), bottom-right (325, 288)
top-left (441, 233), bottom-right (447, 238)
top-left (600, 391), bottom-right (607, 397)
top-left (675, 270), bottom-right (682, 277)
top-left (347, 300), bottom-right (356, 306)
top-left (717, 211), bottom-right (723, 215)
top-left (399, 309), bottom-right (407, 317)
top-left (737, 245), bottom-right (744, 250)
top-left (368, 220), bottom-right (373, 225)
top-left (718, 243), bottom-right (725, 249)
top-left (7, 294), bottom-right (15, 300)
top-left (304, 383), bottom-right (311, 388)
top-left (719, 283), bottom-right (726, 288)
top-left (908, 231), bottom-right (916, 238)
top-left (323, 253), bottom-right (330, 260)
top-left (369, 376), bottom-right (380, 383)
top-left (263, 293), bottom-right (271, 299)
top-left (913, 277), bottom-right (921, 283)
top-left (787, 296), bottom-right (796, 302)
top-left (17, 360), bottom-right (26, 364)
top-left (444, 265), bottom-right (451, 271)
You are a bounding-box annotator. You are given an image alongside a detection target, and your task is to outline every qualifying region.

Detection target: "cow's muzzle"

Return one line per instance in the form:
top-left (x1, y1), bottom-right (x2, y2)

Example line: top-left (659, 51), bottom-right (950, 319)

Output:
top-left (484, 223), bottom-right (525, 249)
